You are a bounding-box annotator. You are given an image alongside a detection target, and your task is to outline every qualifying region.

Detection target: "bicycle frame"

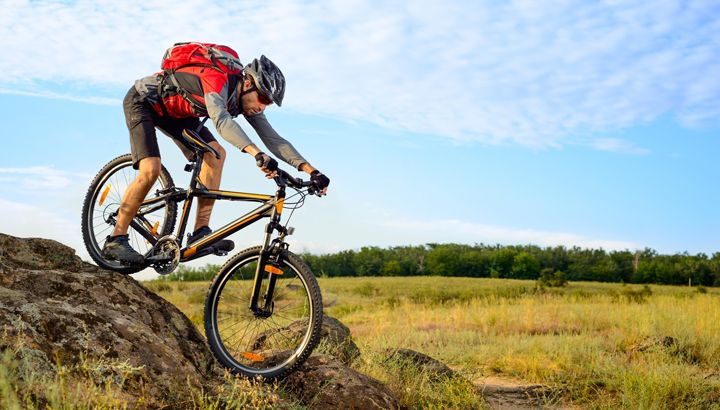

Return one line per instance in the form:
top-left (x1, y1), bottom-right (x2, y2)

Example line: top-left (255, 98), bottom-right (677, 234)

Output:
top-left (129, 146), bottom-right (294, 315)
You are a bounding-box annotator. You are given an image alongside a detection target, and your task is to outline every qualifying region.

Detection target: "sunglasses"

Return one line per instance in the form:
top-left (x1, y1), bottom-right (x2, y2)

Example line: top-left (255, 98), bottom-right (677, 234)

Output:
top-left (246, 82), bottom-right (273, 105)
top-left (256, 91), bottom-right (273, 105)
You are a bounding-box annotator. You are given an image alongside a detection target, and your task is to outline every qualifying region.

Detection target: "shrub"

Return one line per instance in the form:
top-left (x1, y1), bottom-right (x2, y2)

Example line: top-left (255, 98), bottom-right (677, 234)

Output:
top-left (537, 268), bottom-right (568, 287)
top-left (621, 284), bottom-right (652, 303)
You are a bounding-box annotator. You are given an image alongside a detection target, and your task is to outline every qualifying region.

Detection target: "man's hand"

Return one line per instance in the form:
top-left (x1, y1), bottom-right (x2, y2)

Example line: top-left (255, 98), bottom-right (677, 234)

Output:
top-left (310, 170), bottom-right (330, 195)
top-left (255, 152), bottom-right (278, 178)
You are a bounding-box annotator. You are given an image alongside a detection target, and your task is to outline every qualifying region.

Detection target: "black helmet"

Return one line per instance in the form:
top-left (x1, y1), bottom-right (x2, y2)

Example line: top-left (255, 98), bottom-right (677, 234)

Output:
top-left (244, 55), bottom-right (286, 107)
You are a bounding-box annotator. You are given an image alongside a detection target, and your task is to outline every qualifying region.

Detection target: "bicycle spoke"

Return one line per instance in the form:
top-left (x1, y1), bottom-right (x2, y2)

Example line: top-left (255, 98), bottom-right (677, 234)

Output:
top-left (219, 316), bottom-right (252, 335)
top-left (93, 225), bottom-right (113, 237)
top-left (265, 317), bottom-right (299, 347)
top-left (230, 319), bottom-right (265, 358)
top-left (223, 315), bottom-right (259, 344)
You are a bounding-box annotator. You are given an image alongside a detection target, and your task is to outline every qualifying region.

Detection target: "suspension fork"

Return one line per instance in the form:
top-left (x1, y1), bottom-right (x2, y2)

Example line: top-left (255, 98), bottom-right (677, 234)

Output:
top-left (249, 189), bottom-right (286, 315)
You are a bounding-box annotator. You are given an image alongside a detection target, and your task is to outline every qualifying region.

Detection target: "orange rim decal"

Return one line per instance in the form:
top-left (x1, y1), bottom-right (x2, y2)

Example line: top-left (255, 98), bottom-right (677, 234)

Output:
top-left (98, 184), bottom-right (111, 206)
top-left (264, 265), bottom-right (283, 275)
top-left (240, 352), bottom-right (265, 362)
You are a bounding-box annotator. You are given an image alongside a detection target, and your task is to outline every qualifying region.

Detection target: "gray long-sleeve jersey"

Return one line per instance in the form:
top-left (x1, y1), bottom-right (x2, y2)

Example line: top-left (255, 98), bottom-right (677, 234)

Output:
top-left (136, 73), bottom-right (308, 170)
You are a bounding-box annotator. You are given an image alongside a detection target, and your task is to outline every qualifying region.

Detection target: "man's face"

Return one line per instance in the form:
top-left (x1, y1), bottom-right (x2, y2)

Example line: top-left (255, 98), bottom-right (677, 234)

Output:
top-left (241, 79), bottom-right (273, 116)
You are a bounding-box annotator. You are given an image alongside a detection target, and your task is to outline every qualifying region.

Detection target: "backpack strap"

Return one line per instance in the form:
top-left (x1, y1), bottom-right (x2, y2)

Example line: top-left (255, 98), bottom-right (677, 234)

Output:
top-left (157, 74), bottom-right (171, 118)
top-left (161, 70), bottom-right (210, 117)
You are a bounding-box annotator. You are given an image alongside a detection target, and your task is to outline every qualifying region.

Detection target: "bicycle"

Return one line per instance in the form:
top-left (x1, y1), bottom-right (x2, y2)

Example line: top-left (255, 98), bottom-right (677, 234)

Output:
top-left (81, 127), bottom-right (324, 379)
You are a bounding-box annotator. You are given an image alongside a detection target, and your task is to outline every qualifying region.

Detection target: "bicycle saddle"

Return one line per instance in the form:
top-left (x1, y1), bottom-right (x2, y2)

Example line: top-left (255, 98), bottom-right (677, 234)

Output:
top-left (181, 129), bottom-right (222, 159)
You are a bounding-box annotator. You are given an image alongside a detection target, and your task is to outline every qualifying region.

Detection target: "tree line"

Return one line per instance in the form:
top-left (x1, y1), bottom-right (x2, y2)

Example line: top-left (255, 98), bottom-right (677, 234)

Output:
top-left (301, 244), bottom-right (720, 286)
top-left (164, 243), bottom-right (720, 286)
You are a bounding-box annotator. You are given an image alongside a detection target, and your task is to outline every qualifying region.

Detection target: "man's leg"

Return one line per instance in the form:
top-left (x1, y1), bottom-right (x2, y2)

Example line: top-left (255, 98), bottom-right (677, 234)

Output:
top-left (104, 87), bottom-right (163, 264)
top-left (102, 156), bottom-right (161, 263)
top-left (194, 141), bottom-right (226, 230)
top-left (112, 157), bottom-right (162, 236)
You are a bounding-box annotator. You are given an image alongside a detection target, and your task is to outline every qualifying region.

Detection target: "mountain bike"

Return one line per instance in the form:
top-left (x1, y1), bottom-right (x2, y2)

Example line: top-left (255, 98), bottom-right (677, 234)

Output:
top-left (81, 128), bottom-right (324, 380)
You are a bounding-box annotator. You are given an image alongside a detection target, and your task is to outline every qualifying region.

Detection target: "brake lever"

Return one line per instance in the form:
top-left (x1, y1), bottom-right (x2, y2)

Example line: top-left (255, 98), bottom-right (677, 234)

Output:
top-left (307, 184), bottom-right (322, 197)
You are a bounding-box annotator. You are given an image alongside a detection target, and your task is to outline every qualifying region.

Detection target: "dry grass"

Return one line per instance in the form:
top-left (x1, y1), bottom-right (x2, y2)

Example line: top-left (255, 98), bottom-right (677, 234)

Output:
top-left (146, 276), bottom-right (720, 408)
top-left (7, 277), bottom-right (716, 408)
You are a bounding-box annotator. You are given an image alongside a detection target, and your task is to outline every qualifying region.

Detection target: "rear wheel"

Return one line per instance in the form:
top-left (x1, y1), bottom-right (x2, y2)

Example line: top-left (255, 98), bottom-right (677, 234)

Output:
top-left (204, 246), bottom-right (323, 379)
top-left (81, 154), bottom-right (177, 274)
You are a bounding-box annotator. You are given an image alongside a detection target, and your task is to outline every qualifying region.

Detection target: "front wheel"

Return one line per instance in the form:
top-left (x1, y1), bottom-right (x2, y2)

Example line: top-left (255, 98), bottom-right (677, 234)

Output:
top-left (204, 246), bottom-right (323, 379)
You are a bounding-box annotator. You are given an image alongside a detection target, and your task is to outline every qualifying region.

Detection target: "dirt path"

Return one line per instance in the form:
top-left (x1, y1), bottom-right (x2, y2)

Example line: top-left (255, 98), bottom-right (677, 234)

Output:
top-left (475, 376), bottom-right (566, 409)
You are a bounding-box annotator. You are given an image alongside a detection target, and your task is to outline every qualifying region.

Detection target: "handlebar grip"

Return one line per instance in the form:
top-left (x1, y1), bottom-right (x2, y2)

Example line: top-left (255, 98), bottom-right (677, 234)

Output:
top-left (274, 168), bottom-right (316, 189)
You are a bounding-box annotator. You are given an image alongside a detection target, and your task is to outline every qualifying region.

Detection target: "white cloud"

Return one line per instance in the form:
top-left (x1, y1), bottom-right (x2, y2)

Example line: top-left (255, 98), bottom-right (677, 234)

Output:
top-left (0, 198), bottom-right (85, 256)
top-left (0, 166), bottom-right (93, 190)
top-left (0, 0), bottom-right (718, 147)
top-left (588, 138), bottom-right (650, 155)
top-left (0, 88), bottom-right (120, 106)
top-left (383, 217), bottom-right (639, 251)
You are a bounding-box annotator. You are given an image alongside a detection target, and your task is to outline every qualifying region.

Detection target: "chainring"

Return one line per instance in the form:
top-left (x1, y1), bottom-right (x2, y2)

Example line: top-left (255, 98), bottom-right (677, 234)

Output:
top-left (152, 235), bottom-right (180, 275)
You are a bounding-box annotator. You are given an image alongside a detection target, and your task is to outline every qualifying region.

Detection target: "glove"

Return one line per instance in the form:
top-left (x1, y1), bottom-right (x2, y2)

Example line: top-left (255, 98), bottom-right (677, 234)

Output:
top-left (255, 152), bottom-right (278, 172)
top-left (311, 170), bottom-right (330, 191)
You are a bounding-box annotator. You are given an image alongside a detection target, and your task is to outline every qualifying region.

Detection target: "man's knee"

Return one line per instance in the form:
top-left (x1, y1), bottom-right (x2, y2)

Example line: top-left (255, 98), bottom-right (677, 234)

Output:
top-left (137, 157), bottom-right (161, 184)
top-left (205, 142), bottom-right (226, 166)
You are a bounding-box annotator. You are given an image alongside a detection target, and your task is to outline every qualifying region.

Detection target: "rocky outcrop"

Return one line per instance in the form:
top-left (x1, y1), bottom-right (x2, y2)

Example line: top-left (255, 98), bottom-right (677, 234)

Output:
top-left (0, 233), bottom-right (220, 406)
top-left (0, 233), bottom-right (401, 408)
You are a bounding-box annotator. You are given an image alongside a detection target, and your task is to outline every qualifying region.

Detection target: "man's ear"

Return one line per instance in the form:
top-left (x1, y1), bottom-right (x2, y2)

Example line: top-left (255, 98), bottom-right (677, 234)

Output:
top-left (243, 79), bottom-right (252, 90)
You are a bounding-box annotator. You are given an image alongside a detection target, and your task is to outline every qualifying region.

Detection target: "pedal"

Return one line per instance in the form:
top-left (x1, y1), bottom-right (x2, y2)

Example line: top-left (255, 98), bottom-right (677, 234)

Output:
top-left (211, 241), bottom-right (234, 256)
top-left (216, 241), bottom-right (234, 252)
top-left (145, 253), bottom-right (173, 263)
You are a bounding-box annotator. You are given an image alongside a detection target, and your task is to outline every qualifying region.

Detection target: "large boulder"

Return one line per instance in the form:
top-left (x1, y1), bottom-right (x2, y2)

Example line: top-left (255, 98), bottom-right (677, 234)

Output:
top-left (0, 233), bottom-right (401, 408)
top-left (0, 233), bottom-right (221, 406)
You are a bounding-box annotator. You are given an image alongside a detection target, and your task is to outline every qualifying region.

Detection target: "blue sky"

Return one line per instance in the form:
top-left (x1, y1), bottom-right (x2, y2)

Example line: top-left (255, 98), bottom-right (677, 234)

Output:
top-left (1, 0), bottom-right (719, 279)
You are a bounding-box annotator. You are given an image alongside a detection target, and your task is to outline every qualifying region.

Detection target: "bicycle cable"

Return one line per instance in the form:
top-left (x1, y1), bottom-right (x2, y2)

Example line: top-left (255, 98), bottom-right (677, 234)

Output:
top-left (281, 187), bottom-right (309, 230)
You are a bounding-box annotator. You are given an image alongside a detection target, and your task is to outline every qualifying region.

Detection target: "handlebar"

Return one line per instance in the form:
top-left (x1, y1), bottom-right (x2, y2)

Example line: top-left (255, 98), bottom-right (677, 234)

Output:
top-left (273, 169), bottom-right (321, 195)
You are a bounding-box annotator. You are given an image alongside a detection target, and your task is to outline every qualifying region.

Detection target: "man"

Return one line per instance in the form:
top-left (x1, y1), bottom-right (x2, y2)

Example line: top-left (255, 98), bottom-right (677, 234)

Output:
top-left (103, 47), bottom-right (330, 264)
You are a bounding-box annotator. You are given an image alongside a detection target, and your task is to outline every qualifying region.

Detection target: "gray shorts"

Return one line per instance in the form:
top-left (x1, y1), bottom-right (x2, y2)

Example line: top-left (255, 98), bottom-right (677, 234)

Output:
top-left (123, 87), bottom-right (217, 169)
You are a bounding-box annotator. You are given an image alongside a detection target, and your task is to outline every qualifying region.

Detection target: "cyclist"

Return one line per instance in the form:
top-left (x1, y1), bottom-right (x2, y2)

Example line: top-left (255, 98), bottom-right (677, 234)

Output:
top-left (103, 51), bottom-right (330, 265)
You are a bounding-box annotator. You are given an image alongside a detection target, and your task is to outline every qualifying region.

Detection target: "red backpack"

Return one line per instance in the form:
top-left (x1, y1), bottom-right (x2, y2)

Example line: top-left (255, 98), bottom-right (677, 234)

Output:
top-left (161, 42), bottom-right (243, 75)
top-left (159, 42), bottom-right (243, 116)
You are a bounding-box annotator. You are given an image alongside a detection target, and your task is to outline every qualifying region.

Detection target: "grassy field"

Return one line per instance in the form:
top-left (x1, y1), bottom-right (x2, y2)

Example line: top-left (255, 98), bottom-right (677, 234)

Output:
top-left (146, 276), bottom-right (720, 409)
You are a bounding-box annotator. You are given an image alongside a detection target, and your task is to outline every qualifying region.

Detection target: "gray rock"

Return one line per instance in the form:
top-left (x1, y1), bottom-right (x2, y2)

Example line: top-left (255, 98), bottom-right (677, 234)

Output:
top-left (383, 348), bottom-right (460, 380)
top-left (318, 316), bottom-right (362, 365)
top-left (0, 233), bottom-right (220, 406)
top-left (283, 353), bottom-right (401, 410)
top-left (0, 233), bottom-right (399, 408)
